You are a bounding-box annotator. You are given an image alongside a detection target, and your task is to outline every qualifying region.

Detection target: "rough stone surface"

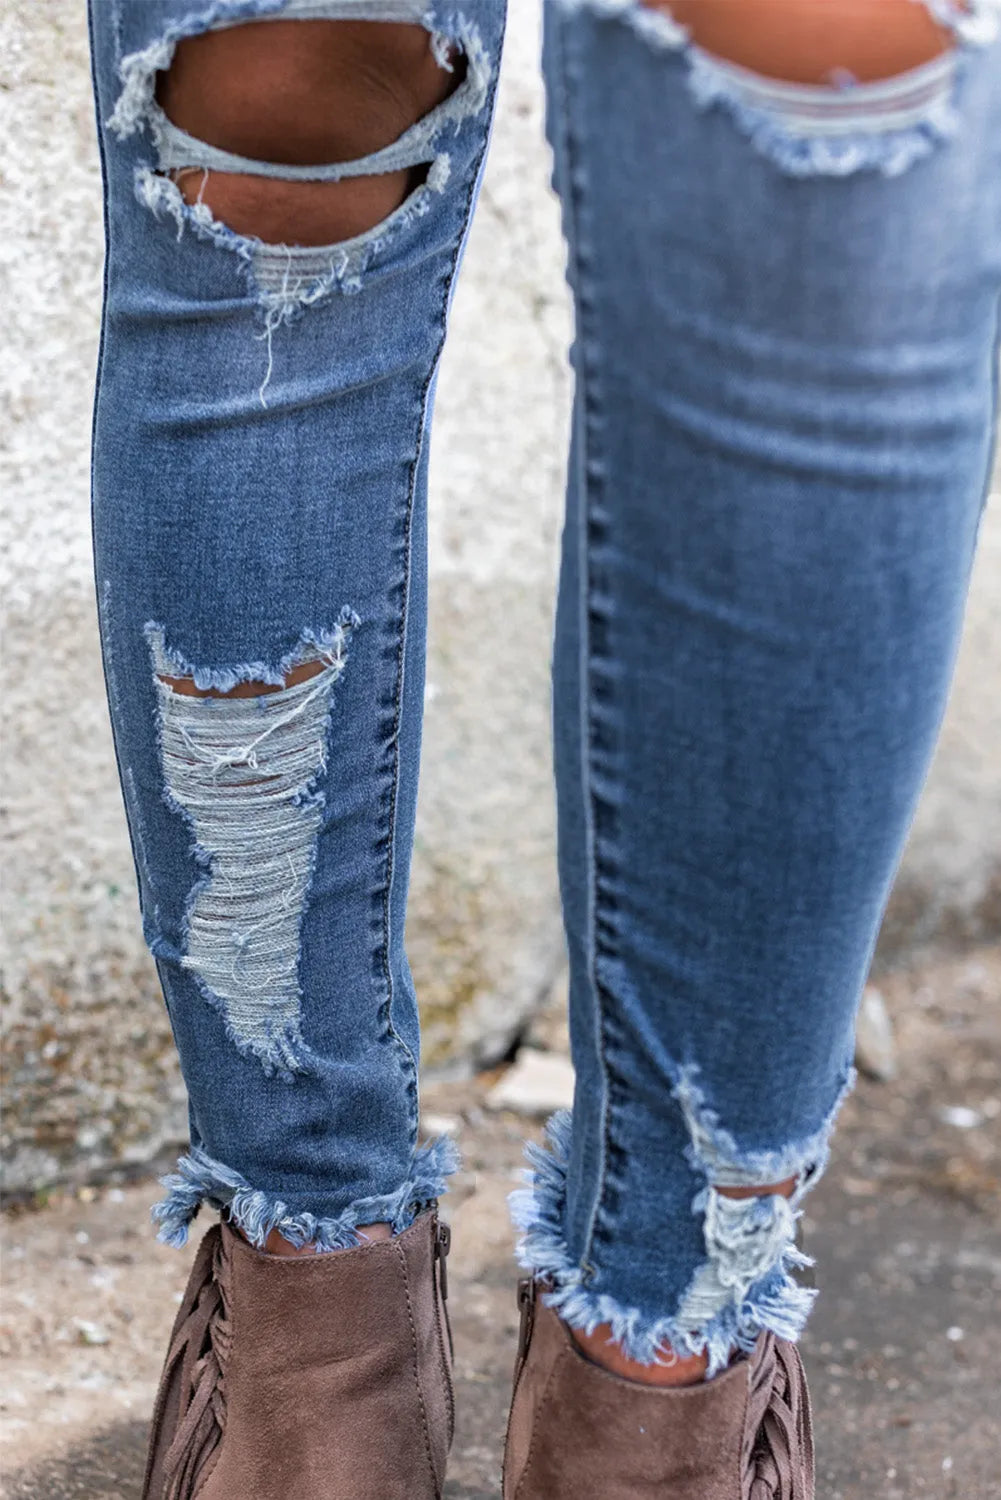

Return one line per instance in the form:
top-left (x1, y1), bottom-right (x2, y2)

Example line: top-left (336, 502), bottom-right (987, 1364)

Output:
top-left (2, 947), bottom-right (999, 1499)
top-left (1, 0), bottom-right (999, 1195)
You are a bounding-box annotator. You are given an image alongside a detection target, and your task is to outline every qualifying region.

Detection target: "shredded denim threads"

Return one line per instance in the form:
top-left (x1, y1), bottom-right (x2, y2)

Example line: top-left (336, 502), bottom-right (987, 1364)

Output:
top-left (131, 127), bottom-right (454, 404)
top-left (134, 154), bottom-right (451, 338)
top-left (511, 1106), bottom-right (828, 1375)
top-left (552, 0), bottom-right (1000, 178)
top-left (673, 1062), bottom-right (856, 1190)
top-left (674, 1187), bottom-right (813, 1338)
top-left (153, 1136), bottom-right (461, 1248)
top-left (683, 51), bottom-right (962, 179)
top-left (146, 613), bottom-right (358, 1076)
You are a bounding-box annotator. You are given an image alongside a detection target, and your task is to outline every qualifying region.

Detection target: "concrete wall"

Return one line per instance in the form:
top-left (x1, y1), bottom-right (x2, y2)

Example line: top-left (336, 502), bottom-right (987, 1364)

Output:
top-left (2, 0), bottom-right (998, 1194)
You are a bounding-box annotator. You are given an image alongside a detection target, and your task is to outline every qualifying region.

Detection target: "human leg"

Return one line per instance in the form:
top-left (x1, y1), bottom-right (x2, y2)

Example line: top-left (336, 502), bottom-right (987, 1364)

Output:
top-left (507, 1), bottom-right (1001, 1493)
top-left (88, 2), bottom-right (504, 1492)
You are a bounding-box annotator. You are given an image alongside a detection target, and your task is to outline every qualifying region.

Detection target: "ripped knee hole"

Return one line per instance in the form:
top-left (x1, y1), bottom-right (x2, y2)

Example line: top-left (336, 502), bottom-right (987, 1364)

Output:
top-left (153, 19), bottom-right (466, 246)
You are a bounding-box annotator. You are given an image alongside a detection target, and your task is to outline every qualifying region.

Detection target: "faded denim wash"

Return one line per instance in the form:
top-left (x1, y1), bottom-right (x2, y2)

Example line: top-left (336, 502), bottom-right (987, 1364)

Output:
top-left (90, 0), bottom-right (1001, 1369)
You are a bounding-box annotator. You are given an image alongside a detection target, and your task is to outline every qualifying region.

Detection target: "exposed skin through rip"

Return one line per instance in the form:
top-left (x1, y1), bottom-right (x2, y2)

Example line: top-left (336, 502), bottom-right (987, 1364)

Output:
top-left (642, 0), bottom-right (953, 83)
top-left (159, 658), bottom-right (328, 698)
top-left (156, 19), bottom-right (464, 246)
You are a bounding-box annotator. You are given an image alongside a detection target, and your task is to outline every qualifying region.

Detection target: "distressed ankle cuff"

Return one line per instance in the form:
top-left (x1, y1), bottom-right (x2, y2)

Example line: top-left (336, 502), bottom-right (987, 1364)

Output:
top-left (510, 1109), bottom-right (824, 1377)
top-left (153, 1135), bottom-right (460, 1250)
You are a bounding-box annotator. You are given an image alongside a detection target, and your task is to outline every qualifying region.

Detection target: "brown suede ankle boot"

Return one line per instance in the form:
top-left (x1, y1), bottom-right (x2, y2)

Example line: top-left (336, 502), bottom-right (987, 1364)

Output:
top-left (502, 1280), bottom-right (814, 1500)
top-left (143, 1208), bottom-right (454, 1499)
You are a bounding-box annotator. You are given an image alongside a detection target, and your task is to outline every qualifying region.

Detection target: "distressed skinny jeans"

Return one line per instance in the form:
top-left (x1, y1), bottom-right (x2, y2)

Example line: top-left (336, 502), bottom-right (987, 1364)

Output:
top-left (89, 0), bottom-right (1001, 1371)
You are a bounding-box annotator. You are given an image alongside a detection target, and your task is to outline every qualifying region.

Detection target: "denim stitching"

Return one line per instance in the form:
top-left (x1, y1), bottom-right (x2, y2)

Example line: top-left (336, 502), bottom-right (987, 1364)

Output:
top-left (549, 2), bottom-right (614, 1280)
top-left (375, 18), bottom-right (503, 1161)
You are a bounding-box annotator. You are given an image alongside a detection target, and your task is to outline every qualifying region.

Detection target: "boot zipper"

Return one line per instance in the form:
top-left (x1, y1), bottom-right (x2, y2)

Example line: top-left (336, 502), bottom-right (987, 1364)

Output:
top-left (434, 1217), bottom-right (454, 1364)
top-left (516, 1277), bottom-right (536, 1373)
top-left (435, 1219), bottom-right (451, 1303)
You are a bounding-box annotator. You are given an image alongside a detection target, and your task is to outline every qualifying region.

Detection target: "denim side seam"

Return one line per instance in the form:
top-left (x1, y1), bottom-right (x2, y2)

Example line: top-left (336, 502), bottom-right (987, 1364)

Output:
top-left (370, 15), bottom-right (503, 1219)
top-left (551, 0), bottom-right (1001, 178)
top-left (511, 1060), bottom-right (855, 1375)
top-left (547, 8), bottom-right (615, 1273)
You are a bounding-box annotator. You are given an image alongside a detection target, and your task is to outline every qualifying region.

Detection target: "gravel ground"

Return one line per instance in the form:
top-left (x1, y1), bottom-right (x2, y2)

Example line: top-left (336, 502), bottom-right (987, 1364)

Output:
top-left (2, 945), bottom-right (999, 1499)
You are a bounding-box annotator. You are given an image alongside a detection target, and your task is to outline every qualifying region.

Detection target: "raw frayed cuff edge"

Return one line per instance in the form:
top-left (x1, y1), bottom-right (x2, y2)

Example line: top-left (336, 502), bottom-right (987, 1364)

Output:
top-left (509, 1109), bottom-right (817, 1376)
top-left (153, 1135), bottom-right (461, 1250)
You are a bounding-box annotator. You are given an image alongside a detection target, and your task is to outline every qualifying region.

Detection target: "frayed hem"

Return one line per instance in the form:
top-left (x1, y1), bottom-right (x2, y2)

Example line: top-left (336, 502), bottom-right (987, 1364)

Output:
top-left (153, 1135), bottom-right (461, 1249)
top-left (510, 1109), bottom-right (820, 1377)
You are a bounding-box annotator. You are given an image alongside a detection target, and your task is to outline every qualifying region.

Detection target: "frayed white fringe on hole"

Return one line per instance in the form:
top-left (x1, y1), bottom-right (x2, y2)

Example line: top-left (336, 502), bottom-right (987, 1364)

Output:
top-left (551, 0), bottom-right (998, 178)
top-left (147, 614), bottom-right (357, 1076)
top-left (510, 1108), bottom-right (820, 1376)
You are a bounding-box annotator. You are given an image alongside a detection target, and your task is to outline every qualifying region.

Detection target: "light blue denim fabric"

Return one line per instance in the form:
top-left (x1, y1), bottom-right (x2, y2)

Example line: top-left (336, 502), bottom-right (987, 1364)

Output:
top-left (88, 0), bottom-right (505, 1250)
top-left (90, 0), bottom-right (1001, 1367)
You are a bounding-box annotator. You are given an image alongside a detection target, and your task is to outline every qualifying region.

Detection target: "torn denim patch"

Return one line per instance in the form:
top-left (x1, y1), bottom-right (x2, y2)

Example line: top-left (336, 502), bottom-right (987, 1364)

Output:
top-left (147, 611), bottom-right (358, 1077)
top-left (105, 0), bottom-right (491, 342)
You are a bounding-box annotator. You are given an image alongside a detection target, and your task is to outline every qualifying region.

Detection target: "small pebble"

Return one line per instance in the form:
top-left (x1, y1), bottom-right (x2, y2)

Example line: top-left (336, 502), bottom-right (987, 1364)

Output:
top-left (854, 987), bottom-right (897, 1082)
top-left (938, 1105), bottom-right (983, 1129)
top-left (73, 1318), bottom-right (110, 1347)
top-left (486, 1050), bottom-right (575, 1116)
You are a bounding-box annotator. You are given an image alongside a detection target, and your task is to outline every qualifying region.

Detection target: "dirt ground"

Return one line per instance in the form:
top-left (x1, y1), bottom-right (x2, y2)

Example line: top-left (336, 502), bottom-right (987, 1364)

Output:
top-left (2, 946), bottom-right (1000, 1499)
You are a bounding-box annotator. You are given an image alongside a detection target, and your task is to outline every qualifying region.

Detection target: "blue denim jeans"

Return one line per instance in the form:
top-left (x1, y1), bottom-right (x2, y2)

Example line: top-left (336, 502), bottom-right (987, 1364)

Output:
top-left (89, 0), bottom-right (1001, 1372)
